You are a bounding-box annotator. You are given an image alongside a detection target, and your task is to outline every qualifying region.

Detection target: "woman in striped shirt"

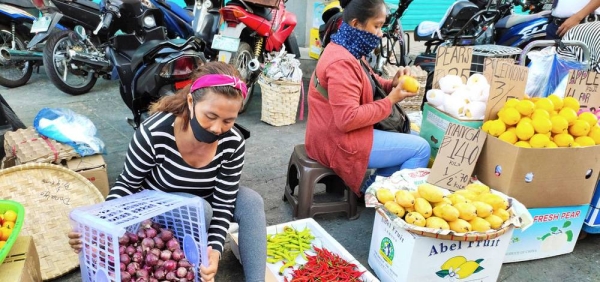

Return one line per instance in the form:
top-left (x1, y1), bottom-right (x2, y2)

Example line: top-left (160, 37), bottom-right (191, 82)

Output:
top-left (68, 62), bottom-right (266, 282)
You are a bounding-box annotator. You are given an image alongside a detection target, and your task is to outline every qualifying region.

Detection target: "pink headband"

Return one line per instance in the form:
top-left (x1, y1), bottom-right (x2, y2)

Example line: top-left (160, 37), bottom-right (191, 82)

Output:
top-left (190, 74), bottom-right (248, 99)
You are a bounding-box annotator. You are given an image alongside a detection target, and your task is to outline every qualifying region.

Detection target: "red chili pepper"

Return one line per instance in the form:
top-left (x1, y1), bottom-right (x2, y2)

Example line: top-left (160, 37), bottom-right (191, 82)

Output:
top-left (289, 247), bottom-right (363, 282)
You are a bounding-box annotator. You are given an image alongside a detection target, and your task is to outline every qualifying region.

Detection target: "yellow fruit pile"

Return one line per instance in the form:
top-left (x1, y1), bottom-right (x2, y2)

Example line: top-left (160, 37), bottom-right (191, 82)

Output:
top-left (376, 183), bottom-right (511, 233)
top-left (482, 95), bottom-right (600, 148)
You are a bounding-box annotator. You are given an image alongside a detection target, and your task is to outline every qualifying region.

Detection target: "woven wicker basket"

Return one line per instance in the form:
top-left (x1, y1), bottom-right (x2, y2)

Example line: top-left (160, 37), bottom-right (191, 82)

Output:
top-left (258, 74), bottom-right (302, 126)
top-left (0, 163), bottom-right (104, 280)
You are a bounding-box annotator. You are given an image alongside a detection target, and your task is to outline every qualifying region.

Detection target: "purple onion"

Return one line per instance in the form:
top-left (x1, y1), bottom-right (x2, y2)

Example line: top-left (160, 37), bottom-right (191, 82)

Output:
top-left (151, 222), bottom-right (162, 231)
top-left (176, 267), bottom-right (188, 278)
top-left (160, 249), bottom-right (172, 261)
top-left (153, 268), bottom-right (166, 280)
top-left (118, 235), bottom-right (130, 246)
top-left (120, 271), bottom-right (131, 282)
top-left (126, 232), bottom-right (138, 243)
top-left (119, 245), bottom-right (126, 255)
top-left (153, 237), bottom-right (165, 249)
top-left (150, 248), bottom-right (161, 257)
top-left (163, 260), bottom-right (177, 272)
top-left (132, 252), bottom-right (143, 263)
top-left (120, 253), bottom-right (131, 265)
top-left (135, 268), bottom-right (149, 279)
top-left (136, 230), bottom-right (146, 240)
top-left (125, 246), bottom-right (136, 256)
top-left (126, 262), bottom-right (140, 275)
top-left (141, 238), bottom-right (155, 250)
top-left (140, 219), bottom-right (153, 229)
top-left (186, 269), bottom-right (194, 280)
top-left (178, 259), bottom-right (191, 268)
top-left (171, 249), bottom-right (184, 261)
top-left (145, 253), bottom-right (159, 267)
top-left (159, 229), bottom-right (174, 242)
top-left (165, 271), bottom-right (177, 280)
top-left (166, 238), bottom-right (180, 252)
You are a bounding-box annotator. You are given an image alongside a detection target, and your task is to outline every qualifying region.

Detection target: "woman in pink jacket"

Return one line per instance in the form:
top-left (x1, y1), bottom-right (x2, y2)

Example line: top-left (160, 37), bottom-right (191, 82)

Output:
top-left (305, 0), bottom-right (430, 197)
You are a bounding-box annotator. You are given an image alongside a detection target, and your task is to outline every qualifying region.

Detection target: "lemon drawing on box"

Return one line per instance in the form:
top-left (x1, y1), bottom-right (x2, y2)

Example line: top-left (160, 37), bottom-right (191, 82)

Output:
top-left (538, 221), bottom-right (574, 252)
top-left (436, 256), bottom-right (484, 281)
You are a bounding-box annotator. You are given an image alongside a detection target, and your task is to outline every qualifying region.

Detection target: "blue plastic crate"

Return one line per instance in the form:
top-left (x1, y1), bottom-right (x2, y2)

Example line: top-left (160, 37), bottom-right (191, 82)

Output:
top-left (69, 190), bottom-right (208, 282)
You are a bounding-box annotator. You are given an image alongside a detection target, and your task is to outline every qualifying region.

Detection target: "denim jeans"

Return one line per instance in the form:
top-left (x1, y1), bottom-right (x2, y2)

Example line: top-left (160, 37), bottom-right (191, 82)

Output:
top-left (173, 186), bottom-right (267, 282)
top-left (361, 129), bottom-right (431, 193)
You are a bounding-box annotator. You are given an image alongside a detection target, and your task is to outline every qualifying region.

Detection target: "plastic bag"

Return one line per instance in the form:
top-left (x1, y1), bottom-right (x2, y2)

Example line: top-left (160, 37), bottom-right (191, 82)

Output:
top-left (33, 108), bottom-right (105, 156)
top-left (525, 47), bottom-right (587, 97)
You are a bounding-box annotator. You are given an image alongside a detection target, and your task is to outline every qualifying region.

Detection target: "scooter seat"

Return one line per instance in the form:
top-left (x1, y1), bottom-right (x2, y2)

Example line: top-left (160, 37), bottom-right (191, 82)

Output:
top-left (496, 10), bottom-right (550, 29)
top-left (130, 37), bottom-right (193, 71)
top-left (73, 0), bottom-right (99, 10)
top-left (414, 21), bottom-right (442, 41)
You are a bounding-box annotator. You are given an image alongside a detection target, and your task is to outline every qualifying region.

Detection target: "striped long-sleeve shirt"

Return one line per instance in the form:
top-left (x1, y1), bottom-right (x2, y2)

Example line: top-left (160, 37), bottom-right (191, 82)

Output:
top-left (107, 112), bottom-right (245, 254)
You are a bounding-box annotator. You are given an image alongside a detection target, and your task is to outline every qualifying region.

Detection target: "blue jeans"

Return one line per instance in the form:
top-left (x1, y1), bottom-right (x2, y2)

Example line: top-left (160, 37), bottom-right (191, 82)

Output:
top-left (174, 186), bottom-right (266, 282)
top-left (361, 130), bottom-right (431, 193)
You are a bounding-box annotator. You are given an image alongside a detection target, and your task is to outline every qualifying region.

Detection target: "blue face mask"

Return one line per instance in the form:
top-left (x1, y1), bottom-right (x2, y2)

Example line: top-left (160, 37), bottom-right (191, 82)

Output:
top-left (331, 21), bottom-right (380, 59)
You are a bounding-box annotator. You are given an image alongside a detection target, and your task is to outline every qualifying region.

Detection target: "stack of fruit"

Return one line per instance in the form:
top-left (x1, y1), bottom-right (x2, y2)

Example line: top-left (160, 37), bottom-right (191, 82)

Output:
top-left (0, 210), bottom-right (18, 249)
top-left (482, 95), bottom-right (600, 147)
top-left (376, 183), bottom-right (511, 233)
top-left (425, 73), bottom-right (490, 120)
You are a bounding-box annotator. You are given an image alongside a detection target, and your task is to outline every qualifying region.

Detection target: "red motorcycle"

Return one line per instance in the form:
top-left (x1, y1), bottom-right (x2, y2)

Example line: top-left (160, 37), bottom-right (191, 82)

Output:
top-left (213, 0), bottom-right (299, 112)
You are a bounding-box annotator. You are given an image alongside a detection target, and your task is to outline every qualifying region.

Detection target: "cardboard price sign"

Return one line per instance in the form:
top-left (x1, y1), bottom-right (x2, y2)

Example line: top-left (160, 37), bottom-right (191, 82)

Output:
top-left (483, 57), bottom-right (515, 85)
top-left (433, 46), bottom-right (473, 89)
top-left (484, 62), bottom-right (528, 121)
top-left (565, 70), bottom-right (600, 111)
top-left (428, 123), bottom-right (487, 191)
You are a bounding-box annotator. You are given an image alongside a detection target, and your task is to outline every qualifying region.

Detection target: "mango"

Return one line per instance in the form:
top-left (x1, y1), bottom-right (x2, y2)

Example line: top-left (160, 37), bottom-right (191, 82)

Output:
top-left (440, 205), bottom-right (460, 222)
top-left (384, 201), bottom-right (405, 218)
top-left (472, 201), bottom-right (494, 218)
top-left (478, 193), bottom-right (509, 210)
top-left (441, 256), bottom-right (467, 271)
top-left (433, 204), bottom-right (446, 218)
top-left (447, 194), bottom-right (468, 205)
top-left (469, 217), bottom-right (492, 232)
top-left (376, 188), bottom-right (395, 204)
top-left (485, 214), bottom-right (504, 229)
top-left (456, 261), bottom-right (481, 278)
top-left (417, 183), bottom-right (444, 203)
top-left (493, 208), bottom-right (510, 222)
top-left (454, 202), bottom-right (478, 221)
top-left (449, 218), bottom-right (472, 233)
top-left (395, 190), bottom-right (415, 208)
top-left (414, 198), bottom-right (433, 218)
top-left (453, 190), bottom-right (478, 201)
top-left (405, 212), bottom-right (426, 227)
top-left (426, 216), bottom-right (450, 230)
top-left (465, 183), bottom-right (491, 195)
top-left (411, 190), bottom-right (422, 199)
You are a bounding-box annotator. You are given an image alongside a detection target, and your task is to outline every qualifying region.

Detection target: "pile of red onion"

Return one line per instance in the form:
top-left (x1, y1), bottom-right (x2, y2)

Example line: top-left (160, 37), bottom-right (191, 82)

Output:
top-left (118, 219), bottom-right (195, 282)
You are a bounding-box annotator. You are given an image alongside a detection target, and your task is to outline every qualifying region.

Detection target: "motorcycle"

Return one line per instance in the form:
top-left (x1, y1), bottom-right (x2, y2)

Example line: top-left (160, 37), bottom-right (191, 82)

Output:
top-left (0, 0), bottom-right (65, 88)
top-left (214, 0), bottom-right (300, 113)
top-left (85, 0), bottom-right (205, 128)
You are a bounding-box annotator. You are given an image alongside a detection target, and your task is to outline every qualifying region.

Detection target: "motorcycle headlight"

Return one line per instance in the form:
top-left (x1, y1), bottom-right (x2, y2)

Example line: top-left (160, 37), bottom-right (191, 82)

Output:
top-left (143, 15), bottom-right (156, 28)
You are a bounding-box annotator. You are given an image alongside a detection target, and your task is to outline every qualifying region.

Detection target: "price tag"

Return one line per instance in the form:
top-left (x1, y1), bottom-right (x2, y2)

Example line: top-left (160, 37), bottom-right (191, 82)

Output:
top-left (564, 70), bottom-right (600, 111)
top-left (483, 57), bottom-right (515, 86)
top-left (484, 61), bottom-right (528, 121)
top-left (427, 123), bottom-right (487, 191)
top-left (432, 46), bottom-right (473, 89)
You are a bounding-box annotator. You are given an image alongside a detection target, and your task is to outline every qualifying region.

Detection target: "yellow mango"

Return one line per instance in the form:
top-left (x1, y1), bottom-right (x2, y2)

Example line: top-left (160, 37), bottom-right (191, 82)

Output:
top-left (485, 214), bottom-right (504, 229)
top-left (449, 219), bottom-right (472, 233)
top-left (395, 190), bottom-right (415, 208)
top-left (454, 202), bottom-right (478, 221)
top-left (414, 198), bottom-right (433, 218)
top-left (440, 205), bottom-right (460, 222)
top-left (478, 193), bottom-right (509, 210)
top-left (447, 194), bottom-right (468, 205)
top-left (405, 212), bottom-right (426, 227)
top-left (465, 183), bottom-right (491, 195)
top-left (426, 216), bottom-right (450, 230)
top-left (376, 188), bottom-right (395, 204)
top-left (469, 217), bottom-right (492, 232)
top-left (384, 201), bottom-right (405, 218)
top-left (456, 261), bottom-right (481, 278)
top-left (493, 208), bottom-right (510, 222)
top-left (472, 201), bottom-right (494, 218)
top-left (417, 183), bottom-right (444, 203)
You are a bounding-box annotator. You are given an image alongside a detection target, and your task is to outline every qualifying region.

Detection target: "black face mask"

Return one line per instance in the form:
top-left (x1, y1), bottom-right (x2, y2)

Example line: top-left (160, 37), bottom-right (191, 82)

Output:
top-left (190, 102), bottom-right (220, 144)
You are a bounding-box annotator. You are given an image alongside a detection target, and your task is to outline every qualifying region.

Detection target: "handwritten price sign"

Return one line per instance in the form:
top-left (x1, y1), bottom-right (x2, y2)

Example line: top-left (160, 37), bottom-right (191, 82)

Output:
top-left (564, 70), bottom-right (600, 111)
top-left (428, 123), bottom-right (487, 191)
top-left (433, 46), bottom-right (474, 89)
top-left (484, 61), bottom-right (528, 121)
top-left (483, 57), bottom-right (515, 86)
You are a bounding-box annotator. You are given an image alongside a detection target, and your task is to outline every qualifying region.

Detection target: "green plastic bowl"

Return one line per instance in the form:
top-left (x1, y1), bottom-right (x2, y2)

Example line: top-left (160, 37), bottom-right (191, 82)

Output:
top-left (0, 200), bottom-right (25, 265)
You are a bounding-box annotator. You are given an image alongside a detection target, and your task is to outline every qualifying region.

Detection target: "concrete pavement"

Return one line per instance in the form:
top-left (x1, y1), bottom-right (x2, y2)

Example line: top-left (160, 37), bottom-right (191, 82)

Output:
top-left (1, 44), bottom-right (599, 282)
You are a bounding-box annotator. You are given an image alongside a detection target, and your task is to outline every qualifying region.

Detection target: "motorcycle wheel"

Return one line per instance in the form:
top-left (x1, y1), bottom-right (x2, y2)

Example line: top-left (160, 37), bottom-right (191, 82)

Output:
top-left (230, 42), bottom-right (256, 114)
top-left (43, 30), bottom-right (97, 95)
top-left (0, 26), bottom-right (33, 88)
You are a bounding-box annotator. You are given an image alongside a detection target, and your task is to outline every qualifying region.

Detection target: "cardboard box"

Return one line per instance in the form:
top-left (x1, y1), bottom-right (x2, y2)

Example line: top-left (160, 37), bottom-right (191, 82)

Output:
top-left (504, 205), bottom-right (588, 263)
top-left (474, 135), bottom-right (600, 208)
top-left (308, 27), bottom-right (322, 60)
top-left (420, 103), bottom-right (483, 158)
top-left (368, 211), bottom-right (513, 282)
top-left (66, 155), bottom-right (109, 198)
top-left (230, 218), bottom-right (378, 282)
top-left (0, 236), bottom-right (41, 282)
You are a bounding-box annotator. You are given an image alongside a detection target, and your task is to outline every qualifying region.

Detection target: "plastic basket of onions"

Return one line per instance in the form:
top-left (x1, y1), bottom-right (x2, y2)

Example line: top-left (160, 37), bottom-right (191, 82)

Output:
top-left (69, 190), bottom-right (208, 282)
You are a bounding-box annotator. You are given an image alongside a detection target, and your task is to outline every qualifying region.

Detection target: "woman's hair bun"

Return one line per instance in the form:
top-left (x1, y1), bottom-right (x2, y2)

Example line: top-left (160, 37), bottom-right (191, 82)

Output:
top-left (340, 0), bottom-right (352, 8)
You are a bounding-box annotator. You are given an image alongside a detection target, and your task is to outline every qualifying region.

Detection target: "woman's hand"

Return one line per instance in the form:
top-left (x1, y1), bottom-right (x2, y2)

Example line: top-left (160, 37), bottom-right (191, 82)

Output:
top-left (557, 16), bottom-right (582, 37)
top-left (68, 231), bottom-right (83, 253)
top-left (388, 78), bottom-right (418, 104)
top-left (391, 67), bottom-right (412, 88)
top-left (199, 246), bottom-right (220, 282)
